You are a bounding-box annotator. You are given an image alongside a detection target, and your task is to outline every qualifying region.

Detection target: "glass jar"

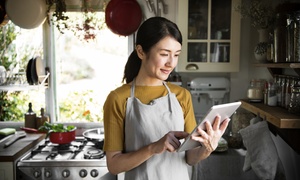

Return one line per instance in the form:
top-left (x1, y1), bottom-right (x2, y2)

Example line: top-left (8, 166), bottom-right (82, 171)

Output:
top-left (286, 13), bottom-right (294, 62)
top-left (268, 82), bottom-right (277, 106)
top-left (274, 13), bottom-right (288, 63)
top-left (247, 79), bottom-right (264, 102)
top-left (294, 11), bottom-right (300, 62)
top-left (288, 86), bottom-right (300, 115)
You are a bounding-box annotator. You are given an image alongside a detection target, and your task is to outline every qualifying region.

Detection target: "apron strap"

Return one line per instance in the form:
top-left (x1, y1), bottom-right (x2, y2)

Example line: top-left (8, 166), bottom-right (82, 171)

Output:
top-left (130, 80), bottom-right (173, 112)
top-left (163, 82), bottom-right (173, 113)
top-left (130, 79), bottom-right (136, 98)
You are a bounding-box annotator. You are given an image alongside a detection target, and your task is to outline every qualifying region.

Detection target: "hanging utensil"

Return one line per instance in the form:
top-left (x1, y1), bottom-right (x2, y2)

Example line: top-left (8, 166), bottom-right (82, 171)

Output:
top-left (159, 0), bottom-right (168, 14)
top-left (145, 0), bottom-right (156, 16)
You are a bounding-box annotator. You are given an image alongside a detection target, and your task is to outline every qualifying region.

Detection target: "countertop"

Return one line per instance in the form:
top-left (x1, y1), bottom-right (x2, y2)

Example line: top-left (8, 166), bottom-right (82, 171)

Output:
top-left (0, 132), bottom-right (46, 162)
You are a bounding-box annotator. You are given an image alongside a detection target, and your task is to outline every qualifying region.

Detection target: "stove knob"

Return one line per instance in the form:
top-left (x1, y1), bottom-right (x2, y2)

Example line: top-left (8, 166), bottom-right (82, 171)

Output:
top-left (62, 169), bottom-right (70, 178)
top-left (79, 169), bottom-right (88, 178)
top-left (44, 170), bottom-right (52, 178)
top-left (90, 169), bottom-right (99, 178)
top-left (33, 170), bottom-right (41, 178)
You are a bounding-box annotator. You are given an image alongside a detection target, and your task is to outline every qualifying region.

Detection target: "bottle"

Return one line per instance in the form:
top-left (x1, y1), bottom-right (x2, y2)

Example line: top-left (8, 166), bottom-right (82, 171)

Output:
top-left (275, 75), bottom-right (282, 106)
top-left (268, 82), bottom-right (277, 106)
top-left (288, 85), bottom-right (300, 115)
top-left (285, 77), bottom-right (294, 109)
top-left (266, 32), bottom-right (274, 62)
top-left (25, 102), bottom-right (36, 128)
top-left (294, 11), bottom-right (300, 62)
top-left (281, 76), bottom-right (286, 108)
top-left (286, 13), bottom-right (294, 62)
top-left (36, 108), bottom-right (50, 129)
top-left (274, 13), bottom-right (288, 63)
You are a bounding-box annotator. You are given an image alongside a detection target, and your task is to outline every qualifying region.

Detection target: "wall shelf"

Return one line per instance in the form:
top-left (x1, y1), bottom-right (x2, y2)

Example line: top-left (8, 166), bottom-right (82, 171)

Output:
top-left (254, 63), bottom-right (300, 76)
top-left (0, 72), bottom-right (50, 91)
top-left (240, 99), bottom-right (300, 153)
top-left (240, 99), bottom-right (300, 129)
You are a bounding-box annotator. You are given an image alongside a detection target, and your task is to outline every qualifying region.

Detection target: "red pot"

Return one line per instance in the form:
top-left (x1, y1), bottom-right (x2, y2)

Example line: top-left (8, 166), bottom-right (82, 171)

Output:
top-left (105, 0), bottom-right (143, 36)
top-left (49, 128), bottom-right (76, 144)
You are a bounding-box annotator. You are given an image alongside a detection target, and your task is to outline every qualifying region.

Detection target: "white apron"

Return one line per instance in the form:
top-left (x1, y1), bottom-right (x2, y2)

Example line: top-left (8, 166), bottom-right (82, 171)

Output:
top-left (124, 80), bottom-right (189, 180)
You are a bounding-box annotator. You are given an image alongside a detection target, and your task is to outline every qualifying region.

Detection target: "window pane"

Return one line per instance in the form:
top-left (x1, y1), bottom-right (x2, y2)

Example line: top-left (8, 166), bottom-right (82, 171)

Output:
top-left (211, 0), bottom-right (231, 40)
top-left (188, 43), bottom-right (207, 62)
top-left (54, 12), bottom-right (128, 123)
top-left (0, 22), bottom-right (45, 122)
top-left (210, 43), bottom-right (230, 62)
top-left (188, 0), bottom-right (208, 39)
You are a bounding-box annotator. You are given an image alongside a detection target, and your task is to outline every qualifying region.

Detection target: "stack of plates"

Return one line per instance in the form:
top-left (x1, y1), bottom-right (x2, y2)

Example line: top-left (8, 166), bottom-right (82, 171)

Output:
top-left (26, 56), bottom-right (45, 85)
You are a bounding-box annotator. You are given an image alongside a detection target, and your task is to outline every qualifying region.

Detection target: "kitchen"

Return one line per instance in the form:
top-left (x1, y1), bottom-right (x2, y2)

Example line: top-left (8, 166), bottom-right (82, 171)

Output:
top-left (1, 0), bottom-right (300, 180)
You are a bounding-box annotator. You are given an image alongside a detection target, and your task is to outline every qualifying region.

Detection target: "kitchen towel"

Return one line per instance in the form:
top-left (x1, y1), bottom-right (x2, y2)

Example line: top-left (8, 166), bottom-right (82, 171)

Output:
top-left (0, 128), bottom-right (16, 136)
top-left (240, 118), bottom-right (285, 180)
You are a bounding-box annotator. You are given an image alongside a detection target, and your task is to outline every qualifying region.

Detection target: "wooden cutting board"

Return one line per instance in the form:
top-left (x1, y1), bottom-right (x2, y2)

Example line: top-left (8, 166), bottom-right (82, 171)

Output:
top-left (0, 132), bottom-right (46, 162)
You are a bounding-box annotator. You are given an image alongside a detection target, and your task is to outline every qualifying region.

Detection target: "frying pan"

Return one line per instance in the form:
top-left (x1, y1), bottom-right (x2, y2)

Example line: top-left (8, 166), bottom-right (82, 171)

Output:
top-left (105, 0), bottom-right (143, 36)
top-left (83, 128), bottom-right (104, 148)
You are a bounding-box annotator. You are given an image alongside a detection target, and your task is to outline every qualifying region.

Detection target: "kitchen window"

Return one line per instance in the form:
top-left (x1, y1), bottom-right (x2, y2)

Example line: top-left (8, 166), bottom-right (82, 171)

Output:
top-left (49, 12), bottom-right (129, 123)
top-left (0, 12), bottom-right (129, 125)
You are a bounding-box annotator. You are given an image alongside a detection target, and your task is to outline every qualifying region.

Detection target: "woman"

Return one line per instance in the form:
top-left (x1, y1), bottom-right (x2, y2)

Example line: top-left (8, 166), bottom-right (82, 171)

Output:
top-left (103, 17), bottom-right (229, 180)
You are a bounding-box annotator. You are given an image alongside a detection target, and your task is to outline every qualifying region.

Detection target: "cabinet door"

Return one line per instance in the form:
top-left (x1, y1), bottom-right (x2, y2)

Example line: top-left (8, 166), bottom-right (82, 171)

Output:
top-left (176, 0), bottom-right (241, 72)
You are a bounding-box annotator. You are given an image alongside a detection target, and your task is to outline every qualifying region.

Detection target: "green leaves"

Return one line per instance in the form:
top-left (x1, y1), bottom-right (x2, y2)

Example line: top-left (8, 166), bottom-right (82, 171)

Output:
top-left (38, 121), bottom-right (75, 133)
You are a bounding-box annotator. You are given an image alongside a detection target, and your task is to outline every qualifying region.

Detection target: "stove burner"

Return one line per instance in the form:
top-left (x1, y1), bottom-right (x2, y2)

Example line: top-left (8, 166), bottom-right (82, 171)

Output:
top-left (84, 149), bottom-right (104, 159)
top-left (45, 152), bottom-right (58, 160)
top-left (57, 143), bottom-right (72, 150)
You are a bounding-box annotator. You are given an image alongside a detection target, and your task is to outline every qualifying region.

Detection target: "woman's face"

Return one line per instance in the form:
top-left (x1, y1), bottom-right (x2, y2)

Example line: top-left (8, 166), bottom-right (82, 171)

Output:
top-left (137, 36), bottom-right (181, 83)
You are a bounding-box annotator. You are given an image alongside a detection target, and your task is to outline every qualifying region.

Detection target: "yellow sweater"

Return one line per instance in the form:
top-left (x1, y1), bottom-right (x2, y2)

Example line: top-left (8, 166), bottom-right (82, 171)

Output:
top-left (103, 82), bottom-right (196, 151)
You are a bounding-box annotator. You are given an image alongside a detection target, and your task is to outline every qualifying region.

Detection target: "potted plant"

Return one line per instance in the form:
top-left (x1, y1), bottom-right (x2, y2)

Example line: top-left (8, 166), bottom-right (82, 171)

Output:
top-left (235, 0), bottom-right (276, 30)
top-left (46, 0), bottom-right (106, 42)
top-left (235, 0), bottom-right (276, 62)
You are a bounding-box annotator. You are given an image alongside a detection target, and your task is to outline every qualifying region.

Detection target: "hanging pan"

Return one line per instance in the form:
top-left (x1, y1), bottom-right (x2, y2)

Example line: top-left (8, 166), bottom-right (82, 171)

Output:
top-left (5, 0), bottom-right (47, 29)
top-left (105, 0), bottom-right (143, 36)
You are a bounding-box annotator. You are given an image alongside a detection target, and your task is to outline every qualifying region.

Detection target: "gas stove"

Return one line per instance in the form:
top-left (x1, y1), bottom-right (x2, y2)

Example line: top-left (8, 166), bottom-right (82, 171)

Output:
top-left (16, 137), bottom-right (116, 180)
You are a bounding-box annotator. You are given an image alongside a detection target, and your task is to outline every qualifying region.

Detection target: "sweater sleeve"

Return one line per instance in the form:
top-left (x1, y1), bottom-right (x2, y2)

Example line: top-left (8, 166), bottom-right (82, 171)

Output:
top-left (103, 91), bottom-right (125, 152)
top-left (182, 89), bottom-right (197, 133)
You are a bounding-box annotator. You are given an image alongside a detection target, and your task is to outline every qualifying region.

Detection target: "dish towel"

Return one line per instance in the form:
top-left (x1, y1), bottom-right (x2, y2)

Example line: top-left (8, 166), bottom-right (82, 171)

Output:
top-left (240, 117), bottom-right (285, 180)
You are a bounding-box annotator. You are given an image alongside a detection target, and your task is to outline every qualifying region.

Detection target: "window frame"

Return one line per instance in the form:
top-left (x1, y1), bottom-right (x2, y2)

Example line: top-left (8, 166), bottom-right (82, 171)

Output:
top-left (43, 19), bottom-right (134, 129)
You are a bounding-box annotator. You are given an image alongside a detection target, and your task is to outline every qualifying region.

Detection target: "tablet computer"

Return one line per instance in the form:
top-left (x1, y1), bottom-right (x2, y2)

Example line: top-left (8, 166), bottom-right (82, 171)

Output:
top-left (177, 101), bottom-right (241, 152)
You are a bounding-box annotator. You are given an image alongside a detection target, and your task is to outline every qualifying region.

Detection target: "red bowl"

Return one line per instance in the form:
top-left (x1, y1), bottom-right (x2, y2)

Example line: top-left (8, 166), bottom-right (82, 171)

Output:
top-left (49, 128), bottom-right (76, 144)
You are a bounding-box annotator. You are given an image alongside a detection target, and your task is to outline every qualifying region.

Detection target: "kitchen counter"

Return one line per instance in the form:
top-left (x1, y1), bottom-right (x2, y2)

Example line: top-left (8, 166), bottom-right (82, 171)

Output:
top-left (0, 132), bottom-right (46, 162)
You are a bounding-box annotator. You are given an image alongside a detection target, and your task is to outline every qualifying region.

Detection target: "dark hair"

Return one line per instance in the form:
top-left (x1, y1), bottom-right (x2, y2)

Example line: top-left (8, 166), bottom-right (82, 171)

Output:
top-left (122, 17), bottom-right (182, 83)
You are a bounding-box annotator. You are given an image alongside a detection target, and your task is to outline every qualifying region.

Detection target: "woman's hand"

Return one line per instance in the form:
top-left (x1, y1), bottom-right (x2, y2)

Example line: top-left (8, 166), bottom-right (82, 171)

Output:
top-left (150, 131), bottom-right (189, 154)
top-left (191, 115), bottom-right (229, 152)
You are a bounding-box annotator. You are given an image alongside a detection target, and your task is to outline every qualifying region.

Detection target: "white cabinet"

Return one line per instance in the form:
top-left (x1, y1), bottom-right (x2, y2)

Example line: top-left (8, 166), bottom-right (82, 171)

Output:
top-left (0, 162), bottom-right (14, 180)
top-left (176, 0), bottom-right (241, 72)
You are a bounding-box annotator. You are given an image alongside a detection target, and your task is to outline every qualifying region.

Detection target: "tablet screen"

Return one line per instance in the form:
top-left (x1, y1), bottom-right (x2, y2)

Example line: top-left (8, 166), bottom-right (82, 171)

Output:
top-left (177, 101), bottom-right (241, 152)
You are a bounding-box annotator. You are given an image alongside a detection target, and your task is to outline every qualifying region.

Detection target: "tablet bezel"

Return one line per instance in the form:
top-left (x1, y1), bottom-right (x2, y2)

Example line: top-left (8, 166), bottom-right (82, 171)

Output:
top-left (177, 101), bottom-right (241, 152)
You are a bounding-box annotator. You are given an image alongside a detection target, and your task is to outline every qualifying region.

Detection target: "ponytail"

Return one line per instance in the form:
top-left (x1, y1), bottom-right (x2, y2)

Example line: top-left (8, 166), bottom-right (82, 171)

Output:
top-left (122, 50), bottom-right (141, 84)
